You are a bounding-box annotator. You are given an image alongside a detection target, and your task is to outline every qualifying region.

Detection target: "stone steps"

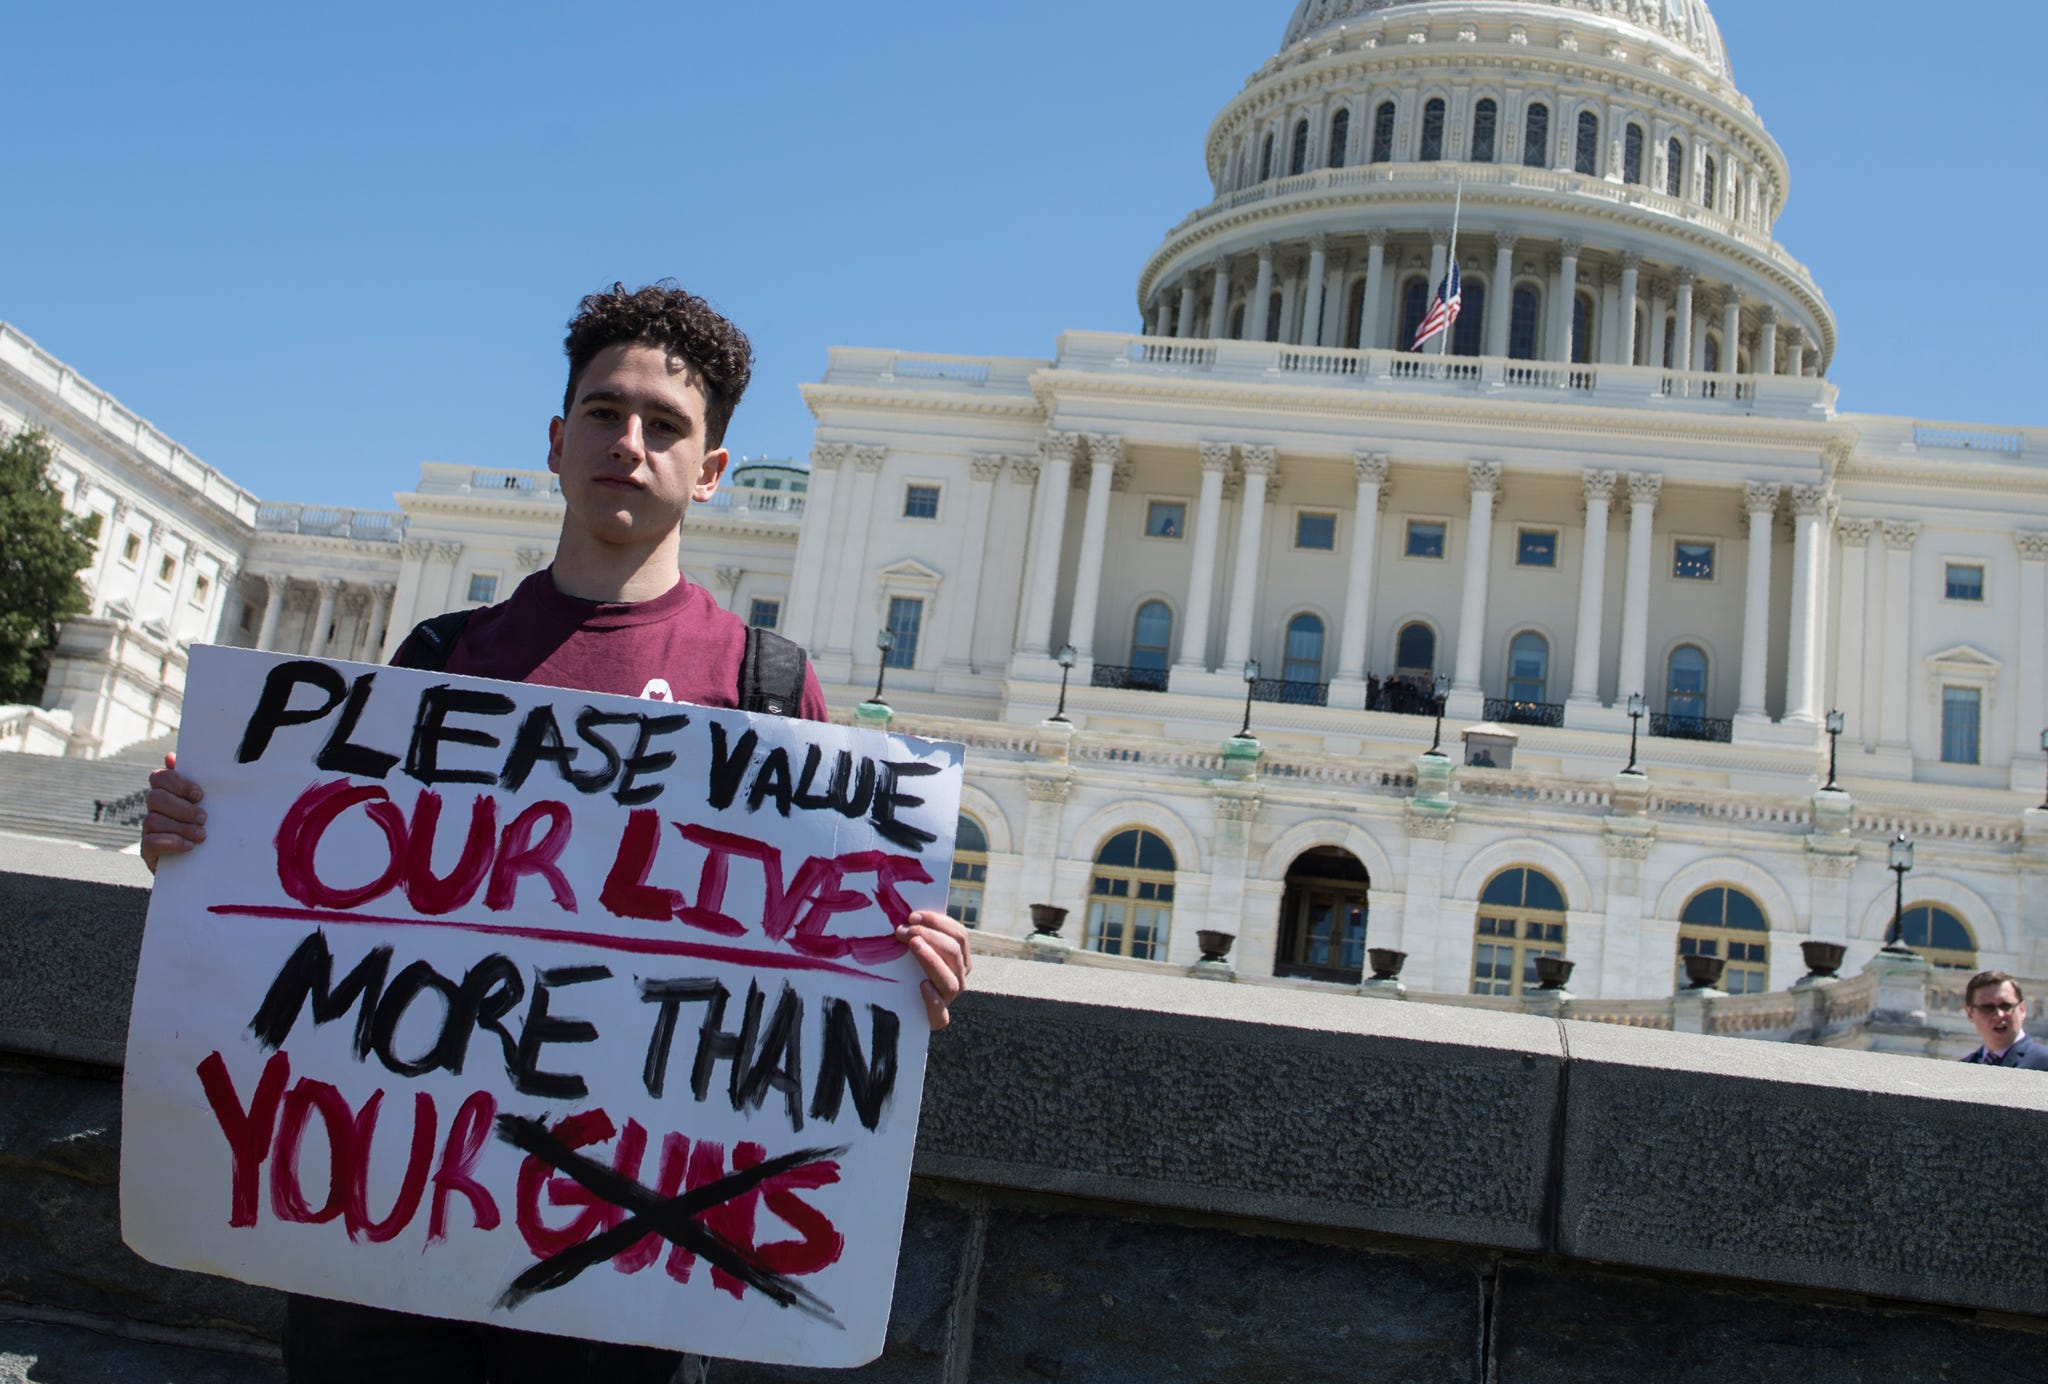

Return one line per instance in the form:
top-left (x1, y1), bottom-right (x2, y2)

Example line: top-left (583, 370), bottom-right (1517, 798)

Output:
top-left (0, 751), bottom-right (153, 849)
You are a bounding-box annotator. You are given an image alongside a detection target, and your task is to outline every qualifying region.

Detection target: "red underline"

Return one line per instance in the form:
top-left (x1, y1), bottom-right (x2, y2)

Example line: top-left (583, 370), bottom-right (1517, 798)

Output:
top-left (206, 904), bottom-right (892, 983)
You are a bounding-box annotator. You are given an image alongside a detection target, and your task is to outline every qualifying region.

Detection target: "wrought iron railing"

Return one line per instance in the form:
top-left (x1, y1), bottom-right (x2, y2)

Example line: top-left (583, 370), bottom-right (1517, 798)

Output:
top-left (1251, 678), bottom-right (1329, 707)
top-left (1365, 679), bottom-right (1439, 717)
top-left (1091, 664), bottom-right (1170, 693)
top-left (1650, 713), bottom-right (1734, 744)
top-left (1484, 698), bottom-right (1566, 728)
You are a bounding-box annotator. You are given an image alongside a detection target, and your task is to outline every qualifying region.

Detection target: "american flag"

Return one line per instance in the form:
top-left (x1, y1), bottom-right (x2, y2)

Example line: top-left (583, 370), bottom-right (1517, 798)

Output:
top-left (1410, 263), bottom-right (1462, 351)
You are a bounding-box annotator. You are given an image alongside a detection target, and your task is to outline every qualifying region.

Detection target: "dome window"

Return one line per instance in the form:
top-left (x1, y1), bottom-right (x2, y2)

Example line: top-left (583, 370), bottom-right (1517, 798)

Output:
top-left (1327, 109), bottom-right (1350, 170)
top-left (1371, 102), bottom-right (1397, 164)
top-left (1522, 103), bottom-right (1550, 168)
top-left (1471, 99), bottom-right (1498, 164)
top-left (1508, 287), bottom-right (1541, 360)
top-left (1260, 132), bottom-right (1275, 182)
top-left (1290, 119), bottom-right (1310, 176)
top-left (1624, 123), bottom-right (1645, 185)
top-left (1702, 154), bottom-right (1718, 210)
top-left (1452, 279), bottom-right (1486, 357)
top-left (1665, 138), bottom-right (1684, 197)
top-left (1420, 99), bottom-right (1446, 162)
top-left (1574, 111), bottom-right (1600, 176)
top-left (1572, 293), bottom-right (1595, 365)
top-left (1399, 278), bottom-right (1432, 353)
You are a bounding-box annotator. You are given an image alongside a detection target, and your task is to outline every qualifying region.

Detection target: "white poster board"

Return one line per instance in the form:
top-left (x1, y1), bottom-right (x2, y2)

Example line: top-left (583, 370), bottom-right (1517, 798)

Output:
top-left (121, 645), bottom-right (961, 1368)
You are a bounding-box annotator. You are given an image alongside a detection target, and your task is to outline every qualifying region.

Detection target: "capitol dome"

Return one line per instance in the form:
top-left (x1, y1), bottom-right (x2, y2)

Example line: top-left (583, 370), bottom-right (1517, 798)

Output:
top-left (1139, 0), bottom-right (1832, 380)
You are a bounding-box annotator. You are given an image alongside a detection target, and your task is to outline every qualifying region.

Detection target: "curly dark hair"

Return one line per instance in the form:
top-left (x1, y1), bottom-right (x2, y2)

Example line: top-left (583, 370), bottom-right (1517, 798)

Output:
top-left (562, 281), bottom-right (754, 450)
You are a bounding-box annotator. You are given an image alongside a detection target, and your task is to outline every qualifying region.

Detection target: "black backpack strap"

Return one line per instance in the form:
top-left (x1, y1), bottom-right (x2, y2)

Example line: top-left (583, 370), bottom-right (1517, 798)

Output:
top-left (389, 609), bottom-right (475, 671)
top-left (739, 625), bottom-right (809, 717)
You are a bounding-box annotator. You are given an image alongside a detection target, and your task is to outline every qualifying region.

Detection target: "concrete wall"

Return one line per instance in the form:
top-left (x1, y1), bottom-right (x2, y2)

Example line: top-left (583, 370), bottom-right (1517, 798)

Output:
top-left (6, 840), bottom-right (2048, 1381)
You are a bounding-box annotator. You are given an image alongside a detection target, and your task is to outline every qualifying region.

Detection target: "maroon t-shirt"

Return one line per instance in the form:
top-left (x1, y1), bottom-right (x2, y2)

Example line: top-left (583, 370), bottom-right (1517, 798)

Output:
top-left (439, 568), bottom-right (827, 720)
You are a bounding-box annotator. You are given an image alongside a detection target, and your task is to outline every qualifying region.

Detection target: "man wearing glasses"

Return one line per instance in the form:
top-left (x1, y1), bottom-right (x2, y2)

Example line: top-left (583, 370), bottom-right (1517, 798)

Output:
top-left (1960, 971), bottom-right (2048, 1069)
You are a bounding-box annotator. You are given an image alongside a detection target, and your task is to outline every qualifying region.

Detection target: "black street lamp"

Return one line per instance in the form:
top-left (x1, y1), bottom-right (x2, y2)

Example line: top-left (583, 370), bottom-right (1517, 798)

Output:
top-left (1623, 693), bottom-right (1645, 774)
top-left (868, 627), bottom-right (896, 706)
top-left (1823, 709), bottom-right (1846, 791)
top-left (1426, 673), bottom-right (1452, 756)
top-left (1238, 659), bottom-right (1261, 740)
top-left (2039, 728), bottom-right (2048, 812)
top-left (1050, 644), bottom-right (1077, 723)
top-left (1883, 835), bottom-right (1916, 954)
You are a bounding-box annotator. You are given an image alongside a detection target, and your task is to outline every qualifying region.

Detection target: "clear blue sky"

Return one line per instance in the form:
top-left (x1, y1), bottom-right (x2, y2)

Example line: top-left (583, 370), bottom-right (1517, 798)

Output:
top-left (4, 2), bottom-right (2040, 512)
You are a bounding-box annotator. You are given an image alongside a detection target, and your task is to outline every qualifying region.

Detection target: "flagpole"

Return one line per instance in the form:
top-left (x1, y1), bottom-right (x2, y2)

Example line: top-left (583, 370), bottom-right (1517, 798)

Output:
top-left (1439, 181), bottom-right (1462, 359)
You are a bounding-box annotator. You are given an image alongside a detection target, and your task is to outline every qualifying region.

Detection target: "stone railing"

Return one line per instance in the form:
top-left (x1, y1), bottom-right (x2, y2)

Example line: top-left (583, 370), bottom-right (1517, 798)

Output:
top-left (1454, 768), bottom-right (1612, 812)
top-left (818, 346), bottom-right (1046, 394)
top-left (253, 502), bottom-right (406, 541)
top-left (1911, 423), bottom-right (2026, 456)
top-left (1648, 785), bottom-right (1812, 830)
top-left (1851, 809), bottom-right (2024, 847)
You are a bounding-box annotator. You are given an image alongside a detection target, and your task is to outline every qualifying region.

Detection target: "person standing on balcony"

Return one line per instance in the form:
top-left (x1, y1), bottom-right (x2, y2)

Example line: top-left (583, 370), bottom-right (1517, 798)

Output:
top-left (1960, 972), bottom-right (2048, 1070)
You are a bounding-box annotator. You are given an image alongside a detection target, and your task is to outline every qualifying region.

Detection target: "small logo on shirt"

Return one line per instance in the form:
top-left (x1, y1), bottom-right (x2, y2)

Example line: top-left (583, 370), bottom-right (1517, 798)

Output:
top-left (640, 678), bottom-right (674, 702)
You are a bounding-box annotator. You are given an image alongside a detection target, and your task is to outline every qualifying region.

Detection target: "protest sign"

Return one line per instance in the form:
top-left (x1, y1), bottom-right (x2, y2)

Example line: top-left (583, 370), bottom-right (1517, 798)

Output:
top-left (121, 644), bottom-right (961, 1368)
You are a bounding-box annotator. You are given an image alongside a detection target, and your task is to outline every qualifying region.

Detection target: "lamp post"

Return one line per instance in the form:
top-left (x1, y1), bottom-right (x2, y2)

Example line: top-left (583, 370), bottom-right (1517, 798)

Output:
top-left (1426, 673), bottom-right (1452, 756)
top-left (1238, 659), bottom-right (1261, 740)
top-left (1883, 834), bottom-right (1916, 954)
top-left (1823, 709), bottom-right (1845, 792)
top-left (868, 627), bottom-right (896, 706)
top-left (1049, 644), bottom-right (1077, 722)
top-left (1623, 692), bottom-right (1645, 774)
top-left (2039, 728), bottom-right (2048, 811)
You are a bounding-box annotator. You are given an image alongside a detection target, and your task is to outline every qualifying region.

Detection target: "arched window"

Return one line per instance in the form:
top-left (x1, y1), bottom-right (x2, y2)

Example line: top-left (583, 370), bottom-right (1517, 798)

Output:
top-left (1265, 292), bottom-right (1284, 343)
top-left (1473, 868), bottom-right (1567, 996)
top-left (1667, 645), bottom-right (1708, 724)
top-left (1420, 98), bottom-right (1446, 161)
top-left (1506, 632), bottom-right (1549, 705)
top-left (1395, 622), bottom-right (1436, 676)
top-left (1572, 292), bottom-right (1595, 364)
top-left (1283, 614), bottom-right (1325, 685)
top-left (1898, 905), bottom-right (1977, 970)
top-left (1703, 334), bottom-right (1721, 372)
top-left (1471, 99), bottom-right (1498, 163)
top-left (1276, 848), bottom-right (1371, 983)
top-left (1230, 303), bottom-right (1246, 340)
top-left (1678, 888), bottom-right (1770, 994)
top-left (1665, 137), bottom-right (1684, 196)
top-left (949, 815), bottom-right (988, 927)
top-left (1328, 108), bottom-right (1350, 169)
top-left (1399, 278), bottom-right (1432, 353)
top-left (1522, 102), bottom-right (1550, 167)
top-left (1346, 278), bottom-right (1369, 348)
top-left (1623, 122), bottom-right (1644, 184)
top-left (1452, 279), bottom-right (1486, 356)
top-left (1508, 286), bottom-right (1541, 360)
top-left (1574, 111), bottom-right (1600, 175)
top-left (1702, 153), bottom-right (1718, 210)
top-left (1290, 118), bottom-right (1311, 175)
top-left (1372, 101), bottom-right (1397, 163)
top-left (1088, 829), bottom-right (1175, 960)
top-left (1260, 132), bottom-right (1275, 182)
top-left (1131, 600), bottom-right (1173, 677)
top-left (1662, 316), bottom-right (1677, 368)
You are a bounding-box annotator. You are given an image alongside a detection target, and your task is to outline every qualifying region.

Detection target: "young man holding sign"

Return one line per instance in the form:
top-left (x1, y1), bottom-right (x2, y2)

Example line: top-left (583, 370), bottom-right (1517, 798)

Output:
top-left (140, 283), bottom-right (972, 1382)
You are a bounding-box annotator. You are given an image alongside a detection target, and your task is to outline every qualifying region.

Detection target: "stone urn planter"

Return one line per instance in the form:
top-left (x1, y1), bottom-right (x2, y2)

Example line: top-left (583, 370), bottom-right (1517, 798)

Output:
top-left (1682, 953), bottom-right (1729, 990)
top-left (1801, 941), bottom-right (1848, 979)
top-left (1028, 904), bottom-right (1068, 937)
top-left (1367, 948), bottom-right (1408, 980)
top-left (1197, 930), bottom-right (1236, 963)
top-left (1534, 956), bottom-right (1577, 991)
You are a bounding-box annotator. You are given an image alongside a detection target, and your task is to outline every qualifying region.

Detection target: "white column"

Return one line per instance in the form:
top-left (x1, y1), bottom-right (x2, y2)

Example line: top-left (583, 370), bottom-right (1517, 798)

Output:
top-left (1691, 294), bottom-right (1711, 373)
top-left (1425, 230), bottom-right (1449, 316)
top-left (1568, 469), bottom-right (1619, 708)
top-left (1757, 306), bottom-right (1779, 376)
top-left (1152, 298), bottom-right (1173, 337)
top-left (1879, 523), bottom-right (1918, 748)
top-left (1020, 433), bottom-right (1080, 657)
top-left (1672, 268), bottom-right (1695, 372)
top-left (2015, 533), bottom-right (2048, 785)
top-left (1736, 482), bottom-right (1779, 721)
top-left (1616, 252), bottom-right (1641, 366)
top-left (1786, 328), bottom-right (1808, 377)
top-left (1175, 279), bottom-right (1199, 338)
top-left (1721, 290), bottom-right (1743, 374)
top-left (1450, 461), bottom-right (1502, 696)
top-left (1220, 446), bottom-right (1277, 668)
top-left (1858, 529), bottom-right (1886, 750)
top-left (1616, 473), bottom-right (1661, 705)
top-left (254, 573), bottom-right (288, 653)
top-left (1360, 231), bottom-right (1388, 350)
top-left (783, 442), bottom-right (847, 652)
top-left (1207, 259), bottom-right (1233, 339)
top-left (1065, 436), bottom-right (1121, 662)
top-left (1300, 236), bottom-right (1330, 348)
top-left (1334, 452), bottom-right (1388, 681)
top-left (307, 579), bottom-right (342, 659)
top-left (1319, 251), bottom-right (1349, 348)
top-left (825, 446), bottom-right (886, 658)
top-left (1833, 519), bottom-right (1876, 747)
top-left (939, 454), bottom-right (1006, 678)
top-left (1175, 444), bottom-right (1233, 674)
top-left (1248, 248), bottom-right (1277, 342)
top-left (1486, 232), bottom-right (1517, 359)
top-left (367, 582), bottom-right (396, 662)
top-left (1783, 484), bottom-right (1828, 725)
top-left (1553, 239), bottom-right (1581, 362)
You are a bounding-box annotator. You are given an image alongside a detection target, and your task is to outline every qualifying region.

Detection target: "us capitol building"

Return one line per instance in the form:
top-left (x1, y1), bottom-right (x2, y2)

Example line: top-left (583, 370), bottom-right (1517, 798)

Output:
top-left (6, 0), bottom-right (2045, 1047)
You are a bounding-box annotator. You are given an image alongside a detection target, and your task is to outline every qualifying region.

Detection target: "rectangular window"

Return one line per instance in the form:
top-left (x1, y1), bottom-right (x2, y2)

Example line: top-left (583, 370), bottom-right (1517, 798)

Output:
top-left (1295, 512), bottom-right (1336, 551)
top-left (157, 554), bottom-right (177, 585)
top-left (1673, 540), bottom-right (1715, 580)
top-left (1145, 500), bottom-right (1186, 538)
top-left (903, 485), bottom-right (941, 520)
top-left (748, 598), bottom-right (781, 630)
top-left (1945, 564), bottom-right (1985, 602)
top-left (1941, 686), bottom-right (1981, 764)
top-left (1516, 529), bottom-right (1558, 567)
top-left (120, 533), bottom-right (141, 564)
top-left (885, 596), bottom-right (922, 669)
top-left (466, 572), bottom-right (500, 604)
top-left (191, 574), bottom-right (211, 606)
top-left (1406, 520), bottom-right (1446, 559)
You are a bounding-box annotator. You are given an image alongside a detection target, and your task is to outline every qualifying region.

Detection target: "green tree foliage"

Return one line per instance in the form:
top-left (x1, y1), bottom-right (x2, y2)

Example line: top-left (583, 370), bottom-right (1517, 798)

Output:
top-left (0, 426), bottom-right (99, 705)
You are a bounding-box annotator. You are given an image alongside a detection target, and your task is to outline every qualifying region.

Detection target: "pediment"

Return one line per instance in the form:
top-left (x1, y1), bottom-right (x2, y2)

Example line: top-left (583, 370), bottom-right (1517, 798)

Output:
top-left (878, 559), bottom-right (943, 583)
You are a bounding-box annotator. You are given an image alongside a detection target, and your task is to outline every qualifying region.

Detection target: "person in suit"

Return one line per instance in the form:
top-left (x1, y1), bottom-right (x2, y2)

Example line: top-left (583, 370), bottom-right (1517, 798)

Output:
top-left (1960, 971), bottom-right (2048, 1069)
